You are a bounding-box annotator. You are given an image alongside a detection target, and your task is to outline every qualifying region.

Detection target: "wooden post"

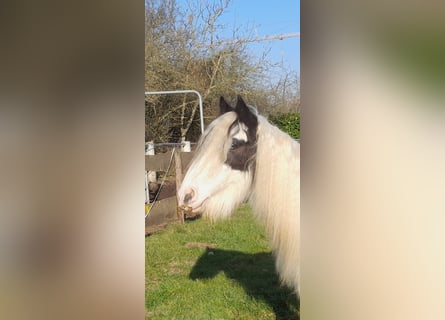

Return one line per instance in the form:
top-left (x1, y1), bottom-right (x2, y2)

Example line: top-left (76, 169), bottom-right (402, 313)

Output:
top-left (145, 171), bottom-right (149, 204)
top-left (145, 141), bottom-right (156, 204)
top-left (145, 141), bottom-right (156, 203)
top-left (174, 148), bottom-right (184, 223)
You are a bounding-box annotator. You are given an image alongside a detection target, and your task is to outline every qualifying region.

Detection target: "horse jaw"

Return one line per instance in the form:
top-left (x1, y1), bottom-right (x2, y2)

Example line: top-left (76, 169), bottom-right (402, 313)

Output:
top-left (178, 163), bottom-right (252, 220)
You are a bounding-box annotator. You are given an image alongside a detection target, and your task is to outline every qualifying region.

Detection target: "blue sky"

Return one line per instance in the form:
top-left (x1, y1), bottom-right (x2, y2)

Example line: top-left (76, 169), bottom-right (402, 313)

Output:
top-left (177, 0), bottom-right (300, 76)
top-left (217, 0), bottom-right (300, 75)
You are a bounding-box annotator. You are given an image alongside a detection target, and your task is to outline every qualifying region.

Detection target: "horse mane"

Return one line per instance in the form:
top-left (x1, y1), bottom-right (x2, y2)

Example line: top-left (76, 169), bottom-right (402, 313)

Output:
top-left (249, 115), bottom-right (300, 292)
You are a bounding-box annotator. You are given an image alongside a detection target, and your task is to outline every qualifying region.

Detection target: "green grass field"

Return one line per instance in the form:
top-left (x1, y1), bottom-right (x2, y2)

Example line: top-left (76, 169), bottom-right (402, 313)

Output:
top-left (146, 204), bottom-right (299, 319)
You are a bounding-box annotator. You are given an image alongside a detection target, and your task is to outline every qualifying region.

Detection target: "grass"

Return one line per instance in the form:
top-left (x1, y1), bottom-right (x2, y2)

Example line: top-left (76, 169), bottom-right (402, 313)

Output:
top-left (146, 204), bottom-right (299, 319)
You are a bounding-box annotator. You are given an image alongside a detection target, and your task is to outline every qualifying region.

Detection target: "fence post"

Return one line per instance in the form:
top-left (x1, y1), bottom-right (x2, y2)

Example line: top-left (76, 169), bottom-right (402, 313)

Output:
top-left (145, 171), bottom-right (149, 204)
top-left (181, 141), bottom-right (191, 152)
top-left (145, 140), bottom-right (156, 204)
top-left (174, 148), bottom-right (184, 223)
top-left (145, 141), bottom-right (155, 156)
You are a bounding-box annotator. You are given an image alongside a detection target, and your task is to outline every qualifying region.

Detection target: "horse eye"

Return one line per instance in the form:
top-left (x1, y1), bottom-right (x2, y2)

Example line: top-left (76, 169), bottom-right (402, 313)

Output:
top-left (230, 139), bottom-right (243, 150)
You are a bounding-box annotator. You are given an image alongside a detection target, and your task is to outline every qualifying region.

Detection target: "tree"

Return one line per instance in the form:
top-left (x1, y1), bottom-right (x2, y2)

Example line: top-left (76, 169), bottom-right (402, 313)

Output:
top-left (145, 0), bottom-right (271, 143)
top-left (145, 0), bottom-right (300, 143)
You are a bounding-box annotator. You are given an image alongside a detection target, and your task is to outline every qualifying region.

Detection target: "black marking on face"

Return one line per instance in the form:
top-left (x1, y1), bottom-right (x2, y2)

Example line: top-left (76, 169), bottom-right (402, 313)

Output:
top-left (222, 96), bottom-right (258, 172)
top-left (230, 138), bottom-right (246, 150)
top-left (225, 137), bottom-right (256, 171)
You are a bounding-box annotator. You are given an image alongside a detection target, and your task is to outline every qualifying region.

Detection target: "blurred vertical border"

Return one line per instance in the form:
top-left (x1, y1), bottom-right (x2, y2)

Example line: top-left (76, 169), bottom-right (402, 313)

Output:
top-left (302, 0), bottom-right (445, 319)
top-left (0, 1), bottom-right (144, 319)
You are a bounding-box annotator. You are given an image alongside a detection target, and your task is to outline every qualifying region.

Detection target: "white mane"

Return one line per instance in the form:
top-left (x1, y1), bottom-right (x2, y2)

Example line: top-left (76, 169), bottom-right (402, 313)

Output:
top-left (250, 116), bottom-right (300, 293)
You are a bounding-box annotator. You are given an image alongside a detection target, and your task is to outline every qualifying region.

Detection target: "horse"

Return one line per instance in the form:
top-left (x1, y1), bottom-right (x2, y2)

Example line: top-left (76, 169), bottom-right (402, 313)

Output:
top-left (178, 96), bottom-right (300, 294)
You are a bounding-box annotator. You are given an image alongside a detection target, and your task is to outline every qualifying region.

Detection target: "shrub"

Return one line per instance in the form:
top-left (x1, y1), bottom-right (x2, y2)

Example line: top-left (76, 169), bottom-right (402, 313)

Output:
top-left (268, 112), bottom-right (300, 140)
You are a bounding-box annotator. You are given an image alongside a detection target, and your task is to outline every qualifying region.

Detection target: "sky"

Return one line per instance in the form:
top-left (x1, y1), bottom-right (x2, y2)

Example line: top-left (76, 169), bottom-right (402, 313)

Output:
top-left (217, 0), bottom-right (300, 75)
top-left (177, 0), bottom-right (300, 76)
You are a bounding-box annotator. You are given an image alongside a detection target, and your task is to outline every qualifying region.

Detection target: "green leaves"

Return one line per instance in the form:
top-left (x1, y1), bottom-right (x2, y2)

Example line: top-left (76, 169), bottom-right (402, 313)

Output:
top-left (268, 112), bottom-right (300, 140)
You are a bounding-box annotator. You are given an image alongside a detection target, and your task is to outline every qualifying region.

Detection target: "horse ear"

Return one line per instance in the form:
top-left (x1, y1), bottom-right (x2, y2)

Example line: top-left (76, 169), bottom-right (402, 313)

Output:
top-left (219, 96), bottom-right (233, 115)
top-left (235, 96), bottom-right (258, 132)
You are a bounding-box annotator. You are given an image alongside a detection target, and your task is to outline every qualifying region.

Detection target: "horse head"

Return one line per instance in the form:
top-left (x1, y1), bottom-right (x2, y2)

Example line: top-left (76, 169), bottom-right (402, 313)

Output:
top-left (177, 96), bottom-right (258, 220)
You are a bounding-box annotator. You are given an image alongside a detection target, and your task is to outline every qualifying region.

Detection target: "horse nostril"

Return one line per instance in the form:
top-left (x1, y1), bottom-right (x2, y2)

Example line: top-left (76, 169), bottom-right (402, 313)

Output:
top-left (183, 188), bottom-right (195, 204)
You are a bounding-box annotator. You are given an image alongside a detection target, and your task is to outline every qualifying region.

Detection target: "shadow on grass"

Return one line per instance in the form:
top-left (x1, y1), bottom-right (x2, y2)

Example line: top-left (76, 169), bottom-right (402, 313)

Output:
top-left (189, 248), bottom-right (299, 320)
